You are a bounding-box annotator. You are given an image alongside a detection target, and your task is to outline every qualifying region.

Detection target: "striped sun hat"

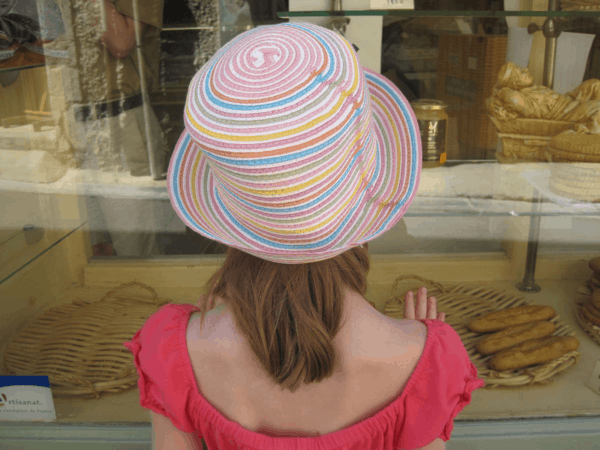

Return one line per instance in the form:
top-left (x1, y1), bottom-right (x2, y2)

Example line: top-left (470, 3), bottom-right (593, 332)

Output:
top-left (167, 22), bottom-right (421, 264)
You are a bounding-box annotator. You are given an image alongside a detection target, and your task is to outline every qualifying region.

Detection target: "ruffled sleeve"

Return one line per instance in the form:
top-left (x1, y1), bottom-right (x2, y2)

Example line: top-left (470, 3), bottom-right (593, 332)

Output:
top-left (394, 320), bottom-right (485, 449)
top-left (123, 304), bottom-right (201, 434)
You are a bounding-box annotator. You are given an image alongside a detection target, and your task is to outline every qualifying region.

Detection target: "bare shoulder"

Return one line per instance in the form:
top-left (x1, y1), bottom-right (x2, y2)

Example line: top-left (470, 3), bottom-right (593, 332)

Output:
top-left (385, 317), bottom-right (428, 350)
top-left (367, 315), bottom-right (428, 374)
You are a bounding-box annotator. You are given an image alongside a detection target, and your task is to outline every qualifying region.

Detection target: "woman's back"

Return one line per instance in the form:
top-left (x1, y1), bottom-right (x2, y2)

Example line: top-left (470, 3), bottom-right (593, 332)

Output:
top-left (186, 291), bottom-right (427, 438)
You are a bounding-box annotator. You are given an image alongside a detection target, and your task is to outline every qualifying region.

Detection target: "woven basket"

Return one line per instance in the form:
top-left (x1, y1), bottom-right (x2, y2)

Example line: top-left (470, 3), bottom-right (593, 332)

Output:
top-left (4, 282), bottom-right (170, 399)
top-left (496, 133), bottom-right (552, 162)
top-left (562, 1), bottom-right (600, 11)
top-left (490, 117), bottom-right (573, 136)
top-left (490, 117), bottom-right (574, 163)
top-left (574, 283), bottom-right (600, 347)
top-left (384, 275), bottom-right (580, 388)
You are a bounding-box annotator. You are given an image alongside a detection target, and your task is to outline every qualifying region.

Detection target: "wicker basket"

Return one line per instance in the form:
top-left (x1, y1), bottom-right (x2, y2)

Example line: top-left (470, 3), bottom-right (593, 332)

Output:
top-left (3, 282), bottom-right (170, 399)
top-left (384, 275), bottom-right (581, 388)
top-left (574, 283), bottom-right (600, 347)
top-left (490, 117), bottom-right (574, 163)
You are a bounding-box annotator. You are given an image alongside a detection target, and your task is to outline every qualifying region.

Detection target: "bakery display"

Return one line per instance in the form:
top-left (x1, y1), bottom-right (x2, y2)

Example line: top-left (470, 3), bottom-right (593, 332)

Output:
top-left (467, 305), bottom-right (556, 332)
top-left (486, 62), bottom-right (600, 162)
top-left (468, 304), bottom-right (579, 371)
top-left (385, 275), bottom-right (581, 388)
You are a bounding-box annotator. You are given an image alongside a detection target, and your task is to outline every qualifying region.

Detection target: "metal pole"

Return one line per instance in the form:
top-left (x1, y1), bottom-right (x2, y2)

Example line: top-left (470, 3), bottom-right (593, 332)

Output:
top-left (515, 192), bottom-right (543, 292)
top-left (132, 0), bottom-right (164, 180)
top-left (516, 0), bottom-right (561, 293)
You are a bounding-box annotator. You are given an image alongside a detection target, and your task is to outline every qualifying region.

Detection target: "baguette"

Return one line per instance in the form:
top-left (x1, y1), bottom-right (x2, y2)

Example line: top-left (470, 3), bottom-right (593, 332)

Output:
top-left (488, 336), bottom-right (579, 371)
top-left (476, 320), bottom-right (555, 356)
top-left (467, 305), bottom-right (556, 333)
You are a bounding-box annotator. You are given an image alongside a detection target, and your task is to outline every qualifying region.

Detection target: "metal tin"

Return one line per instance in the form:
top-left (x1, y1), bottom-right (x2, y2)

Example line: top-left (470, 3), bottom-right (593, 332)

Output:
top-left (411, 99), bottom-right (448, 165)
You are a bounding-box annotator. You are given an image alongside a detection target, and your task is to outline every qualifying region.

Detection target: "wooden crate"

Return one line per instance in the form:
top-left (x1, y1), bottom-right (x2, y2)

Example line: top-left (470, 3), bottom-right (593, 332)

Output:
top-left (436, 34), bottom-right (507, 159)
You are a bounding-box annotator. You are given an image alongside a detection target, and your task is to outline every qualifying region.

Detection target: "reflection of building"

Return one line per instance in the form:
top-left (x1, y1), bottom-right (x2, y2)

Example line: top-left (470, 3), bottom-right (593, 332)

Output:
top-left (0, 0), bottom-right (66, 69)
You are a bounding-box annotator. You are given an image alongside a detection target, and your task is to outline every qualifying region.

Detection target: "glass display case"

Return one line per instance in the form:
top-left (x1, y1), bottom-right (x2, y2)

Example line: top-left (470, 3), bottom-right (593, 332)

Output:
top-left (1, 0), bottom-right (600, 448)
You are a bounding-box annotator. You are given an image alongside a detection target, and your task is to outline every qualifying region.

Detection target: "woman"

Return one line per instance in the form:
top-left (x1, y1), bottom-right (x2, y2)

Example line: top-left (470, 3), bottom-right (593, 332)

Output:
top-left (124, 22), bottom-right (484, 450)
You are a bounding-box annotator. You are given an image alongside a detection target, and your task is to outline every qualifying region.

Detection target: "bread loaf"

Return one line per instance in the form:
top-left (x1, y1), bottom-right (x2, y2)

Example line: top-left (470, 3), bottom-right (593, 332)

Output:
top-left (588, 256), bottom-right (600, 274)
top-left (582, 301), bottom-right (600, 327)
top-left (488, 336), bottom-right (579, 371)
top-left (476, 320), bottom-right (555, 356)
top-left (592, 289), bottom-right (600, 310)
top-left (467, 305), bottom-right (556, 333)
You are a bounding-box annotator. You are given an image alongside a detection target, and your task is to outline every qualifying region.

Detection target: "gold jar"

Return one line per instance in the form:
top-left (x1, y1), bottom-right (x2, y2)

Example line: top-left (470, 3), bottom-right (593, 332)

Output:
top-left (411, 99), bottom-right (448, 168)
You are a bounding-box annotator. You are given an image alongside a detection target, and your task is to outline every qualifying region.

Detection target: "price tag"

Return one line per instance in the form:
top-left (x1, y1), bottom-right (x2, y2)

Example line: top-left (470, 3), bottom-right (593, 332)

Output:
top-left (587, 360), bottom-right (600, 397)
top-left (370, 0), bottom-right (415, 10)
top-left (0, 376), bottom-right (57, 422)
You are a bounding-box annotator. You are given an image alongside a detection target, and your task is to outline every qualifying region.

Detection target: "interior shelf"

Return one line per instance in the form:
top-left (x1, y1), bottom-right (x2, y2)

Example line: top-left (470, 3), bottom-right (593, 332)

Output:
top-left (1, 162), bottom-right (598, 218)
top-left (279, 10), bottom-right (600, 18)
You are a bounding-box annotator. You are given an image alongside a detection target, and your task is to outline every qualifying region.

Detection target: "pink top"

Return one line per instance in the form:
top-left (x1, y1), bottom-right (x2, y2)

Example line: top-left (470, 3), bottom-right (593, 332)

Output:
top-left (123, 303), bottom-right (485, 450)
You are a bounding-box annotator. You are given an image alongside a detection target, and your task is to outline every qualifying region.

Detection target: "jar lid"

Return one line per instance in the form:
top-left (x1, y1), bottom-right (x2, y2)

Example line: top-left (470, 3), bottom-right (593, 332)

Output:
top-left (411, 99), bottom-right (448, 111)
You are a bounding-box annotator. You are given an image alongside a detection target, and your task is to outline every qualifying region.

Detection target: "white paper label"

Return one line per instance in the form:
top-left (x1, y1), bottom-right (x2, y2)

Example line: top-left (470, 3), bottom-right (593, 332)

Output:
top-left (370, 0), bottom-right (414, 10)
top-left (0, 376), bottom-right (57, 422)
top-left (468, 57), bottom-right (478, 71)
top-left (587, 360), bottom-right (600, 397)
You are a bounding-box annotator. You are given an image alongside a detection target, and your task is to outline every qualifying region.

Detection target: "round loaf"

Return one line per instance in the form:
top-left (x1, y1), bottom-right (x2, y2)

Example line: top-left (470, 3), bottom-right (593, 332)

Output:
top-left (476, 320), bottom-right (556, 356)
top-left (590, 275), bottom-right (600, 287)
top-left (467, 305), bottom-right (556, 333)
top-left (582, 301), bottom-right (600, 327)
top-left (488, 336), bottom-right (580, 371)
top-left (588, 257), bottom-right (600, 274)
top-left (588, 280), bottom-right (600, 292)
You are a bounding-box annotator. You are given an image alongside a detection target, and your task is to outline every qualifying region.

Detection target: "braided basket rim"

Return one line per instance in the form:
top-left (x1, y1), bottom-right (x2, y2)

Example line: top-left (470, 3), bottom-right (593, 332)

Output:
top-left (3, 282), bottom-right (170, 399)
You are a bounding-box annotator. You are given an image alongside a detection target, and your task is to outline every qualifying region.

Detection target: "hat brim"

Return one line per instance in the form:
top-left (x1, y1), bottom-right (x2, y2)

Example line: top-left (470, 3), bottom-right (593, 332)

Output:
top-left (167, 68), bottom-right (421, 263)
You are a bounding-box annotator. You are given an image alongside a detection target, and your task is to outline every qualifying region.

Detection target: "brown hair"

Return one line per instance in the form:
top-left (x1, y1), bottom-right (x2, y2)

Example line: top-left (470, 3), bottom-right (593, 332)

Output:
top-left (199, 245), bottom-right (370, 393)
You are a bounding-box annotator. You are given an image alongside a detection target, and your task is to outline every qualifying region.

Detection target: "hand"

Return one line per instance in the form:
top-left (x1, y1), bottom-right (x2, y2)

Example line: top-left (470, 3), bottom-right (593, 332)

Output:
top-left (404, 286), bottom-right (445, 322)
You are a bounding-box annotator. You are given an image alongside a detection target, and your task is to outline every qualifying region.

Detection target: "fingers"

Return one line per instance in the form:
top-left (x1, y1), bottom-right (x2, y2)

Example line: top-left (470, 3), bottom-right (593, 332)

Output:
top-left (405, 288), bottom-right (445, 322)
top-left (404, 291), bottom-right (415, 320)
top-left (427, 296), bottom-right (437, 320)
top-left (416, 287), bottom-right (428, 319)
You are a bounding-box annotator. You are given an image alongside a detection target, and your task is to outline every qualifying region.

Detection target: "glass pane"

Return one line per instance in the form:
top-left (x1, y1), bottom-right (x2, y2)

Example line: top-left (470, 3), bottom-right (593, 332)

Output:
top-left (1, 0), bottom-right (600, 266)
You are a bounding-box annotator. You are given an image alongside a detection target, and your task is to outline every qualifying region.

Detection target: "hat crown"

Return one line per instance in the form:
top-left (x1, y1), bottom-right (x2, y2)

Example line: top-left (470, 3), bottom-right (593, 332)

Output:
top-left (183, 23), bottom-right (375, 209)
top-left (169, 22), bottom-right (421, 263)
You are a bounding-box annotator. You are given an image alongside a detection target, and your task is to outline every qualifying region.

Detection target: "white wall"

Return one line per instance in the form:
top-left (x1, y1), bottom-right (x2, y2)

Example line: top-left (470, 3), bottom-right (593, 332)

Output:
top-left (289, 0), bottom-right (382, 73)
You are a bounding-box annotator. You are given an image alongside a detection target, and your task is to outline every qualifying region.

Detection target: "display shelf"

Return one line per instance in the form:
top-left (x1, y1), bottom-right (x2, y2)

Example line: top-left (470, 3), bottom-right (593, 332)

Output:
top-left (279, 10), bottom-right (600, 18)
top-left (0, 64), bottom-right (45, 74)
top-left (1, 278), bottom-right (598, 426)
top-left (1, 162), bottom-right (599, 218)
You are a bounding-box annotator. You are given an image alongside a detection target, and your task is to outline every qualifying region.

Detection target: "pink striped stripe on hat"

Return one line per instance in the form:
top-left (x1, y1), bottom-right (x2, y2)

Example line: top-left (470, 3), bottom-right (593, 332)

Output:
top-left (167, 22), bottom-right (421, 263)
